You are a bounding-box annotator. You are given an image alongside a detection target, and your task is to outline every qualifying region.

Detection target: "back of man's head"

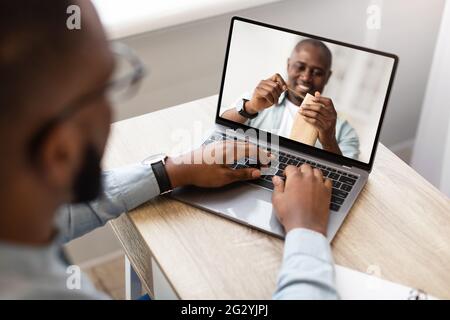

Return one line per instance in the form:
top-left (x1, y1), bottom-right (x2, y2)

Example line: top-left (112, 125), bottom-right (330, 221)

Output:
top-left (0, 1), bottom-right (86, 168)
top-left (1, 1), bottom-right (80, 122)
top-left (0, 1), bottom-right (113, 215)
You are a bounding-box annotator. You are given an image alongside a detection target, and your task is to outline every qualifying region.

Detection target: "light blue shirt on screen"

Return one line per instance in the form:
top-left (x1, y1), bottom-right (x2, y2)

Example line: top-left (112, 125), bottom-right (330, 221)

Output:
top-left (225, 92), bottom-right (360, 160)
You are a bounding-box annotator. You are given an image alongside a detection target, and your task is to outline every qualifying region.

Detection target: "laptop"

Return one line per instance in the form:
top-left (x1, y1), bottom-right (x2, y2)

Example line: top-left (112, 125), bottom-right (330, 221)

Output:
top-left (172, 16), bottom-right (398, 241)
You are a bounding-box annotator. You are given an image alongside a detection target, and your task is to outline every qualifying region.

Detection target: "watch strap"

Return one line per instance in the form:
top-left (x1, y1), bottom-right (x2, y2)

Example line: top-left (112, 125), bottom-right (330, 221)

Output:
top-left (151, 160), bottom-right (172, 194)
top-left (238, 99), bottom-right (258, 119)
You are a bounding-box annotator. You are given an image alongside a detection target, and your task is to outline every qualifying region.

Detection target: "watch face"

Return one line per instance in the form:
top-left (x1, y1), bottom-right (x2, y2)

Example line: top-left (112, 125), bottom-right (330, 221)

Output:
top-left (142, 153), bottom-right (166, 166)
top-left (237, 98), bottom-right (245, 111)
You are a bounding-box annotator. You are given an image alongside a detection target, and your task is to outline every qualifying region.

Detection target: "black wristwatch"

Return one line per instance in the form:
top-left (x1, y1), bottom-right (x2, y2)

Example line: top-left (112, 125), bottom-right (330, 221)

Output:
top-left (236, 99), bottom-right (258, 119)
top-left (142, 154), bottom-right (173, 194)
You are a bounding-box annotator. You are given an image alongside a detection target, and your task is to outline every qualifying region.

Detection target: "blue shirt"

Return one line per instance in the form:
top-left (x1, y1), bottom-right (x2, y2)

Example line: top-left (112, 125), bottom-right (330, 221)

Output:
top-left (0, 163), bottom-right (338, 299)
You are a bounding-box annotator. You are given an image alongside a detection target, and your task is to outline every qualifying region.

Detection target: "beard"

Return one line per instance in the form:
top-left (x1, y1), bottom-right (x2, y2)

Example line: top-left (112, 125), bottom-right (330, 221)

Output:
top-left (71, 144), bottom-right (103, 203)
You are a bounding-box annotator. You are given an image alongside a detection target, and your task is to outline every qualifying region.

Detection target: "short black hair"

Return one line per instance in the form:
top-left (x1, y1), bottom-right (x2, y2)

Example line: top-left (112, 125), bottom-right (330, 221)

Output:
top-left (0, 1), bottom-right (82, 127)
top-left (294, 38), bottom-right (332, 70)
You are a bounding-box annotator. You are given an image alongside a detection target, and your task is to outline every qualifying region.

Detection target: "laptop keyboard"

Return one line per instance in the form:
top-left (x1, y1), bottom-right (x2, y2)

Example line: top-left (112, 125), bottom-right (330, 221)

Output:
top-left (203, 132), bottom-right (359, 212)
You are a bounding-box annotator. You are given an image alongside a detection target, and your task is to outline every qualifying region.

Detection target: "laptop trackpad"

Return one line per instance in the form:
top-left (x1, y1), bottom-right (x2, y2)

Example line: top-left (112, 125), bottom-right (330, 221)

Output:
top-left (171, 183), bottom-right (285, 238)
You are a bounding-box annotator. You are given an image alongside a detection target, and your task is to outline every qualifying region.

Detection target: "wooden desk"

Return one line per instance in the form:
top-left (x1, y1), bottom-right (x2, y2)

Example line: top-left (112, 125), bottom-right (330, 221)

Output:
top-left (103, 95), bottom-right (450, 299)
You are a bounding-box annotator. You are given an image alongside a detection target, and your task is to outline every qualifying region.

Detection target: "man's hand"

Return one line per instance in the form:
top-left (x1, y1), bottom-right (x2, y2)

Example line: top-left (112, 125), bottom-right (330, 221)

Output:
top-left (300, 92), bottom-right (341, 154)
top-left (165, 140), bottom-right (272, 189)
top-left (246, 73), bottom-right (288, 114)
top-left (272, 164), bottom-right (332, 235)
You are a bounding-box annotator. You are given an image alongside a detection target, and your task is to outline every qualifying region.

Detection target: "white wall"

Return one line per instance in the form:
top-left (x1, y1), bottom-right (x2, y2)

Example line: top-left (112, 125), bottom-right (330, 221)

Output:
top-left (442, 124), bottom-right (450, 196)
top-left (411, 0), bottom-right (450, 196)
top-left (115, 0), bottom-right (445, 152)
top-left (220, 21), bottom-right (300, 108)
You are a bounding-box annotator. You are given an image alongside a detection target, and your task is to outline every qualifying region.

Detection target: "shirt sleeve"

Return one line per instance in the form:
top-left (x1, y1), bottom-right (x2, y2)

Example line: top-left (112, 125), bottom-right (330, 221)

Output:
top-left (273, 228), bottom-right (339, 300)
top-left (55, 163), bottom-right (160, 243)
top-left (336, 120), bottom-right (360, 160)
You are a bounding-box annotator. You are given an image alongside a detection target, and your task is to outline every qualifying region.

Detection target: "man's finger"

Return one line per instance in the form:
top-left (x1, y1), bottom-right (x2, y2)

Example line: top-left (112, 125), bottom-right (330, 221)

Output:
top-left (312, 96), bottom-right (333, 108)
top-left (228, 168), bottom-right (261, 182)
top-left (303, 115), bottom-right (326, 130)
top-left (324, 178), bottom-right (332, 191)
top-left (256, 87), bottom-right (275, 105)
top-left (259, 83), bottom-right (280, 105)
top-left (262, 80), bottom-right (283, 97)
top-left (299, 163), bottom-right (313, 174)
top-left (302, 103), bottom-right (327, 115)
top-left (313, 168), bottom-right (323, 179)
top-left (272, 175), bottom-right (285, 194)
top-left (284, 165), bottom-right (298, 177)
top-left (270, 73), bottom-right (288, 91)
top-left (301, 109), bottom-right (321, 119)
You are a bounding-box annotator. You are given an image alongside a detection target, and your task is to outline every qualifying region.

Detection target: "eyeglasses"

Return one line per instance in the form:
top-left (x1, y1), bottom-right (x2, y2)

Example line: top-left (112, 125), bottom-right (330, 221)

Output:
top-left (106, 42), bottom-right (147, 104)
top-left (28, 42), bottom-right (146, 157)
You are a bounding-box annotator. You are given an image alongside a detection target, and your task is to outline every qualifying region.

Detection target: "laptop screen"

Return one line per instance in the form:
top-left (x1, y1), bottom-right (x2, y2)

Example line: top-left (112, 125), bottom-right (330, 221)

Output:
top-left (217, 17), bottom-right (397, 167)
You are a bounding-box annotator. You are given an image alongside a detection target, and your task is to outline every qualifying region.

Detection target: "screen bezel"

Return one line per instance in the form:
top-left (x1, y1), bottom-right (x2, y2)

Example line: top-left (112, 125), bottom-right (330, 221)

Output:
top-left (215, 16), bottom-right (398, 172)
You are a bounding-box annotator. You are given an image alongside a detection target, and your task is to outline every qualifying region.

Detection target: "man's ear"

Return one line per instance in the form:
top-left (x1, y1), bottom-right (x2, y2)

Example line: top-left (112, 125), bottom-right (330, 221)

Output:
top-left (37, 123), bottom-right (83, 198)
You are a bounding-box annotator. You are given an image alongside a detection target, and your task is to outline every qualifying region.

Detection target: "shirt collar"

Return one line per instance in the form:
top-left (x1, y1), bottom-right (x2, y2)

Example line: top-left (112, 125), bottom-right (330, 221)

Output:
top-left (277, 91), bottom-right (288, 106)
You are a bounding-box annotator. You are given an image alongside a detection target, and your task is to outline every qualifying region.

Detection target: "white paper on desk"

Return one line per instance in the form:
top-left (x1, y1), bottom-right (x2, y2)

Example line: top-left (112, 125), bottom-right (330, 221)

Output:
top-left (335, 265), bottom-right (438, 300)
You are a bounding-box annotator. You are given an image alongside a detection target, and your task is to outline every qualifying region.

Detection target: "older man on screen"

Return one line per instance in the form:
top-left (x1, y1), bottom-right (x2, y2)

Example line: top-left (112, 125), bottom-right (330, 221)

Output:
top-left (222, 39), bottom-right (360, 160)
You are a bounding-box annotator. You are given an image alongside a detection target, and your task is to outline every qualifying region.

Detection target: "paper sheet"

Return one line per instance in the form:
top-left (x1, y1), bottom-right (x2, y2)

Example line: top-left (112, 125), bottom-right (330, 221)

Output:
top-left (335, 265), bottom-right (438, 300)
